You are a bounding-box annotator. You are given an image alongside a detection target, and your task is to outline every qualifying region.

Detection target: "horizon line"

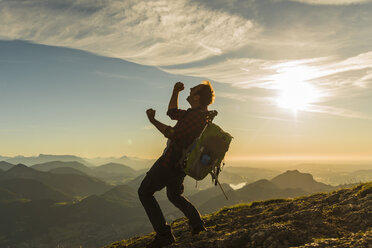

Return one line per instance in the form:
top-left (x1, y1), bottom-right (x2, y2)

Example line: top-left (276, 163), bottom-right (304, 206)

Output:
top-left (1, 153), bottom-right (372, 162)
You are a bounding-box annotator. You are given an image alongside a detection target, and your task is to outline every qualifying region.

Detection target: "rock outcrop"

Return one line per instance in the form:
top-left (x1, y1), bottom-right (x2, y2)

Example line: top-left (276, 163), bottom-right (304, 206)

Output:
top-left (104, 182), bottom-right (372, 248)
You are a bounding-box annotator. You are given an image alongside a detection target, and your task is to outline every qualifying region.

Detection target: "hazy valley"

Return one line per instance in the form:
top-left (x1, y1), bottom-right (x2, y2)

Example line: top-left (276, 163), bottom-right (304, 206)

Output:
top-left (0, 155), bottom-right (371, 247)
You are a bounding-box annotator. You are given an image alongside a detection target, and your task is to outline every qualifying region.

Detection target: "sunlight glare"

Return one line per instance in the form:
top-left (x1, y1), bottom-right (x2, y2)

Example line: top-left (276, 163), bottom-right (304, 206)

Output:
top-left (276, 82), bottom-right (318, 111)
top-left (272, 65), bottom-right (322, 114)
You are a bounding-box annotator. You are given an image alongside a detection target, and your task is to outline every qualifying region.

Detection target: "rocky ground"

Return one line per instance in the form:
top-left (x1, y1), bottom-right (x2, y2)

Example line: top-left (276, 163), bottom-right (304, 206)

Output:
top-left (103, 182), bottom-right (372, 248)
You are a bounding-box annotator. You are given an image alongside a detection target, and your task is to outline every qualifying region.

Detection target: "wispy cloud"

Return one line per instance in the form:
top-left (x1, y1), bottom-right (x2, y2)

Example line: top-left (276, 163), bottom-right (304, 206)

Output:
top-left (165, 51), bottom-right (372, 119)
top-left (307, 105), bottom-right (372, 120)
top-left (1, 0), bottom-right (371, 121)
top-left (162, 58), bottom-right (278, 89)
top-left (287, 0), bottom-right (372, 5)
top-left (0, 0), bottom-right (259, 66)
top-left (166, 51), bottom-right (372, 90)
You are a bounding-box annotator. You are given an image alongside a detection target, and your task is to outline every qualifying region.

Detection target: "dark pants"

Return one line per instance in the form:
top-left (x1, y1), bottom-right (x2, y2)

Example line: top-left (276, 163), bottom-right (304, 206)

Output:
top-left (138, 158), bottom-right (203, 235)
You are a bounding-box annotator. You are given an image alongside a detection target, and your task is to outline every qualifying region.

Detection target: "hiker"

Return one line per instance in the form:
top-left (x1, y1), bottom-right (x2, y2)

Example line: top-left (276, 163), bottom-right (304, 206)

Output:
top-left (138, 81), bottom-right (215, 248)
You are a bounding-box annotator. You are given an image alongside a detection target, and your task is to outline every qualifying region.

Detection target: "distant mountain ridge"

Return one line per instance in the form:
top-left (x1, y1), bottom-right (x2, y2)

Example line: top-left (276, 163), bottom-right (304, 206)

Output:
top-left (0, 155), bottom-right (10, 161)
top-left (0, 161), bottom-right (14, 171)
top-left (5, 154), bottom-right (88, 166)
top-left (2, 154), bottom-right (154, 170)
top-left (85, 156), bottom-right (154, 170)
top-left (271, 169), bottom-right (334, 193)
top-left (94, 163), bottom-right (137, 174)
top-left (92, 163), bottom-right (139, 185)
top-left (31, 161), bottom-right (96, 176)
top-left (0, 164), bottom-right (112, 197)
top-left (30, 160), bottom-right (142, 185)
top-left (1, 159), bottom-right (144, 189)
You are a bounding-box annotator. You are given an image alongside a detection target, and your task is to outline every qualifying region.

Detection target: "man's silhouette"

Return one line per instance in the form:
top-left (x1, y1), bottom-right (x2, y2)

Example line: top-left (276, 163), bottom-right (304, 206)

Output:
top-left (138, 81), bottom-right (215, 248)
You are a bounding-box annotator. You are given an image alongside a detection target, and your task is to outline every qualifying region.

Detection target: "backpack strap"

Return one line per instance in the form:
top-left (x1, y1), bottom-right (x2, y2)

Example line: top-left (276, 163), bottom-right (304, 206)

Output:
top-left (206, 110), bottom-right (218, 124)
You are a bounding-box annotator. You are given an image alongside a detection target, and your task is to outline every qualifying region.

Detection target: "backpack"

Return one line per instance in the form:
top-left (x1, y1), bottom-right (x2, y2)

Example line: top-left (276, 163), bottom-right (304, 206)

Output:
top-left (179, 111), bottom-right (233, 183)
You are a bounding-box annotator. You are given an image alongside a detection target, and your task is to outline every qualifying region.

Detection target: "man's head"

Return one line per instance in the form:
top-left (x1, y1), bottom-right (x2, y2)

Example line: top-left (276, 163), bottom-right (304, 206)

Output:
top-left (187, 80), bottom-right (215, 109)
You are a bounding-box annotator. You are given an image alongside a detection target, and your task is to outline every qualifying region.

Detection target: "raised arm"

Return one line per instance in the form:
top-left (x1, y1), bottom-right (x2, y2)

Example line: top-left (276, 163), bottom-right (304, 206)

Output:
top-left (168, 82), bottom-right (184, 110)
top-left (146, 108), bottom-right (172, 138)
top-left (146, 82), bottom-right (186, 138)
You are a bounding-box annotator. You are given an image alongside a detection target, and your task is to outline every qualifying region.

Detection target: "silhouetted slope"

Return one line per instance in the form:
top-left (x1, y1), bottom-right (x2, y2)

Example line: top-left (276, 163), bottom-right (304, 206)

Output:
top-left (49, 166), bottom-right (88, 176)
top-left (0, 178), bottom-right (72, 202)
top-left (104, 182), bottom-right (372, 248)
top-left (0, 161), bottom-right (14, 171)
top-left (0, 164), bottom-right (112, 197)
top-left (0, 194), bottom-right (147, 248)
top-left (74, 194), bottom-right (143, 223)
top-left (271, 170), bottom-right (334, 193)
top-left (187, 183), bottom-right (233, 206)
top-left (94, 163), bottom-right (137, 174)
top-left (0, 187), bottom-right (21, 202)
top-left (100, 184), bottom-right (139, 207)
top-left (4, 164), bottom-right (42, 178)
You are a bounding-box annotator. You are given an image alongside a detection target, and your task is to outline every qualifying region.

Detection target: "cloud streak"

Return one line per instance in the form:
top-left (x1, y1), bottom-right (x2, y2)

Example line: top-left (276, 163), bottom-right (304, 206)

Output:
top-left (307, 105), bottom-right (372, 120)
top-left (0, 0), bottom-right (259, 66)
top-left (288, 0), bottom-right (372, 5)
top-left (1, 0), bottom-right (371, 120)
top-left (165, 51), bottom-right (372, 119)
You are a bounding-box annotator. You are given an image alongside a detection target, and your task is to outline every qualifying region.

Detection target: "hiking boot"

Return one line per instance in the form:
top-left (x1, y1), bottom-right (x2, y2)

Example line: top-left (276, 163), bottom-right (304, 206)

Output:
top-left (191, 224), bottom-right (207, 235)
top-left (146, 232), bottom-right (175, 248)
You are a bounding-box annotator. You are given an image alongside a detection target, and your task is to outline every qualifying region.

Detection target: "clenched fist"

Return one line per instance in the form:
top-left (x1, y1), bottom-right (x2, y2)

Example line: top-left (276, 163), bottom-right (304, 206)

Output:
top-left (146, 108), bottom-right (156, 122)
top-left (173, 82), bottom-right (184, 92)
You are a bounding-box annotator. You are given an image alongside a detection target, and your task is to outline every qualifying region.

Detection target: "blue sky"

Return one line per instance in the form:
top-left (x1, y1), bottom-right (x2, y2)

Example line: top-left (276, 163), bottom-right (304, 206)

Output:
top-left (0, 0), bottom-right (372, 161)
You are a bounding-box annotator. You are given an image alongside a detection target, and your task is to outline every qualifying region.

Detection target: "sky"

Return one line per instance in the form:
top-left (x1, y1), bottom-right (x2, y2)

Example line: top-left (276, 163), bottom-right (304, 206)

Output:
top-left (1, 0), bottom-right (372, 162)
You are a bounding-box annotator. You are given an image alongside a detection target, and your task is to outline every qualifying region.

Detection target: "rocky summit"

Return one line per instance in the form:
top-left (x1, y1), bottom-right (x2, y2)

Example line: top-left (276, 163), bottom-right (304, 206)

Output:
top-left (104, 182), bottom-right (372, 248)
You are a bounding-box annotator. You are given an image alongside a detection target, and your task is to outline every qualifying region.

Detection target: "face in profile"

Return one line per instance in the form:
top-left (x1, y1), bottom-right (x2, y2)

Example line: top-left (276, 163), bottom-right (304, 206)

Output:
top-left (187, 85), bottom-right (202, 106)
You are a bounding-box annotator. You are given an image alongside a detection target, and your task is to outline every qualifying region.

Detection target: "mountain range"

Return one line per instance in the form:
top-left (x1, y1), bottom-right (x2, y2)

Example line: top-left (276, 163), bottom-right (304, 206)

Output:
top-left (2, 160), bottom-right (144, 185)
top-left (0, 154), bottom-right (154, 170)
top-left (0, 164), bottom-right (112, 197)
top-left (4, 154), bottom-right (88, 166)
top-left (0, 160), bottom-right (356, 248)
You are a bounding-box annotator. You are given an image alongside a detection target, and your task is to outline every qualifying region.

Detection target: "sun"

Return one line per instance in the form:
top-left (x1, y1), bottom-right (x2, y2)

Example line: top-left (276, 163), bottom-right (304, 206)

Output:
top-left (271, 64), bottom-right (322, 114)
top-left (276, 81), bottom-right (319, 112)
